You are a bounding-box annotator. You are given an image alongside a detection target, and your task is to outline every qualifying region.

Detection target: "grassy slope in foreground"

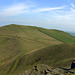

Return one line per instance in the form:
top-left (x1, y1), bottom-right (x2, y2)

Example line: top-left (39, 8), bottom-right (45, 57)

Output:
top-left (16, 44), bottom-right (75, 74)
top-left (0, 24), bottom-right (62, 73)
top-left (0, 24), bottom-right (75, 75)
top-left (1, 43), bottom-right (75, 75)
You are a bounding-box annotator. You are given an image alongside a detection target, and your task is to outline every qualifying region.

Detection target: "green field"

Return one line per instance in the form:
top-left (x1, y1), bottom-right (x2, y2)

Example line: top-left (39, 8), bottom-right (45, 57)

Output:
top-left (0, 24), bottom-right (75, 75)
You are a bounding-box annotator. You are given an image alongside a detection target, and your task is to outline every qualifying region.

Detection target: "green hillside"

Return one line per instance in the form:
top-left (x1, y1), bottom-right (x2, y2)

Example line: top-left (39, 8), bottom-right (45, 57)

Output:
top-left (0, 24), bottom-right (62, 61)
top-left (0, 44), bottom-right (75, 75)
top-left (0, 24), bottom-right (75, 75)
top-left (14, 44), bottom-right (75, 75)
top-left (37, 27), bottom-right (75, 43)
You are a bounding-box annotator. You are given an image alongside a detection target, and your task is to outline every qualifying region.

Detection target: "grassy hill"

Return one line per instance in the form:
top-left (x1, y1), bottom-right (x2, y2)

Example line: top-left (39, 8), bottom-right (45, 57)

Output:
top-left (36, 27), bottom-right (75, 43)
top-left (0, 43), bottom-right (75, 75)
top-left (0, 24), bottom-right (75, 75)
top-left (0, 24), bottom-right (62, 63)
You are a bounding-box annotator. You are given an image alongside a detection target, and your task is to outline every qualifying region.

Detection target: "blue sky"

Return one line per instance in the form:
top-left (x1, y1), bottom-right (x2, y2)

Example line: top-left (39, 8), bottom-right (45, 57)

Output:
top-left (0, 0), bottom-right (75, 31)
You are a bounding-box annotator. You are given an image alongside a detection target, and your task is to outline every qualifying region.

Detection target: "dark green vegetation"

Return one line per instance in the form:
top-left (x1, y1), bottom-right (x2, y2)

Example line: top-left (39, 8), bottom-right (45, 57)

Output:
top-left (0, 24), bottom-right (75, 75)
top-left (37, 28), bottom-right (75, 43)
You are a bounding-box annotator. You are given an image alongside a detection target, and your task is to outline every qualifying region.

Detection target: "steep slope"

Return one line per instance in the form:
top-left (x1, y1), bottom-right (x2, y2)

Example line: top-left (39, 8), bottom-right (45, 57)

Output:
top-left (0, 24), bottom-right (75, 75)
top-left (0, 24), bottom-right (62, 73)
top-left (37, 27), bottom-right (75, 43)
top-left (13, 44), bottom-right (75, 75)
top-left (0, 43), bottom-right (75, 75)
top-left (0, 24), bottom-right (62, 44)
top-left (0, 24), bottom-right (75, 44)
top-left (0, 24), bottom-right (62, 60)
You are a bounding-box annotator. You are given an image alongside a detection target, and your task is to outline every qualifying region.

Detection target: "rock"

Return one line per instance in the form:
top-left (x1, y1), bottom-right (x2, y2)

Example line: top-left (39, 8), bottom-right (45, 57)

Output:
top-left (20, 64), bottom-right (70, 75)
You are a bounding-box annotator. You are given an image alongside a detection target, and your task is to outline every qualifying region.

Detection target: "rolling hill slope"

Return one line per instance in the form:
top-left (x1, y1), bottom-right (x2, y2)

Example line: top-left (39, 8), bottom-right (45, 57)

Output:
top-left (15, 44), bottom-right (75, 75)
top-left (0, 43), bottom-right (75, 75)
top-left (0, 24), bottom-right (75, 75)
top-left (0, 24), bottom-right (62, 62)
top-left (37, 27), bottom-right (75, 43)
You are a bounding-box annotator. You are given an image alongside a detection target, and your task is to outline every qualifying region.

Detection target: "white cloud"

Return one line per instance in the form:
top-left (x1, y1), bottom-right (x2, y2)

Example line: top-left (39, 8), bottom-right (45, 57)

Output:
top-left (33, 6), bottom-right (66, 12)
top-left (0, 3), bottom-right (30, 16)
top-left (71, 3), bottom-right (75, 7)
top-left (57, 15), bottom-right (72, 20)
top-left (0, 3), bottom-right (67, 16)
top-left (70, 8), bottom-right (75, 12)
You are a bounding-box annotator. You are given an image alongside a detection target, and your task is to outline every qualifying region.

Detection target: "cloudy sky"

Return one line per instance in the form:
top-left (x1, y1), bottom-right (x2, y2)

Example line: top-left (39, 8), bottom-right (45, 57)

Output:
top-left (0, 0), bottom-right (75, 31)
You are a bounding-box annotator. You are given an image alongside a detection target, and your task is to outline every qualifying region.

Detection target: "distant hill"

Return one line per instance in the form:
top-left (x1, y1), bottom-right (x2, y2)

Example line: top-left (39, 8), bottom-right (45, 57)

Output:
top-left (0, 24), bottom-right (75, 75)
top-left (67, 31), bottom-right (75, 36)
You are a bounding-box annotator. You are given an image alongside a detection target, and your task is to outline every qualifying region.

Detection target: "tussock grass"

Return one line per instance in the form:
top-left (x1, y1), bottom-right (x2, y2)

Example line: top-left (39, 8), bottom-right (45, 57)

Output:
top-left (37, 27), bottom-right (75, 43)
top-left (6, 43), bottom-right (74, 75)
top-left (0, 24), bottom-right (75, 75)
top-left (18, 44), bottom-right (75, 68)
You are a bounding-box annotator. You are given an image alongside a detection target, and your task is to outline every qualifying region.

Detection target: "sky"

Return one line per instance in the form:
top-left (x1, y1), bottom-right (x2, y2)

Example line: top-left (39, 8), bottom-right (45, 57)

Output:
top-left (0, 0), bottom-right (75, 31)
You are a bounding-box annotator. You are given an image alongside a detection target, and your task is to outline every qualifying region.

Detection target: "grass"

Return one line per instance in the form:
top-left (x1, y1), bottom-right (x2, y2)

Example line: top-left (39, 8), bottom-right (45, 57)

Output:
top-left (18, 43), bottom-right (75, 67)
top-left (2, 43), bottom-right (74, 75)
top-left (0, 24), bottom-right (62, 61)
top-left (0, 24), bottom-right (75, 75)
top-left (37, 27), bottom-right (75, 43)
